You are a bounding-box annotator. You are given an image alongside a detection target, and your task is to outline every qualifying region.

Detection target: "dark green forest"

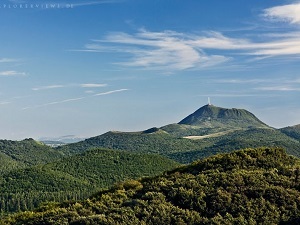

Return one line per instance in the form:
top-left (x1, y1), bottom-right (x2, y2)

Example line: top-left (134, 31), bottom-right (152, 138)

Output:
top-left (0, 148), bottom-right (179, 215)
top-left (3, 147), bottom-right (300, 224)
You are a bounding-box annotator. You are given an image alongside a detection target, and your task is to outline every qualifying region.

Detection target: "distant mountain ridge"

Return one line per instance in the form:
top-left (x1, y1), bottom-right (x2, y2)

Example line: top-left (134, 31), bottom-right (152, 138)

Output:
top-left (57, 104), bottom-right (300, 164)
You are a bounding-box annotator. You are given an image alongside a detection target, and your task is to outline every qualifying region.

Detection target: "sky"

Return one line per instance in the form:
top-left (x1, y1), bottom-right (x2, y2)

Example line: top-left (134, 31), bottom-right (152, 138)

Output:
top-left (0, 0), bottom-right (300, 140)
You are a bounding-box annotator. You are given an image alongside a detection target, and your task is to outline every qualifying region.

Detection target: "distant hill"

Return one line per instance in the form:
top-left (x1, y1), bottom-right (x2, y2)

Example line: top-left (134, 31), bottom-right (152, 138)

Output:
top-left (0, 148), bottom-right (179, 214)
top-left (57, 104), bottom-right (300, 163)
top-left (280, 124), bottom-right (300, 141)
top-left (170, 128), bottom-right (300, 163)
top-left (57, 131), bottom-right (200, 157)
top-left (0, 138), bottom-right (63, 173)
top-left (39, 135), bottom-right (85, 144)
top-left (179, 104), bottom-right (269, 128)
top-left (5, 147), bottom-right (300, 225)
top-left (161, 104), bottom-right (270, 137)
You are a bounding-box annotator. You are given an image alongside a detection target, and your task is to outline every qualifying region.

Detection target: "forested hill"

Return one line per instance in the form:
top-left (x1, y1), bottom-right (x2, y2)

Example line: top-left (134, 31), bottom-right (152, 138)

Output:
top-left (57, 127), bottom-right (300, 164)
top-left (280, 124), bottom-right (300, 141)
top-left (0, 148), bottom-right (179, 215)
top-left (4, 147), bottom-right (300, 225)
top-left (0, 138), bottom-right (63, 172)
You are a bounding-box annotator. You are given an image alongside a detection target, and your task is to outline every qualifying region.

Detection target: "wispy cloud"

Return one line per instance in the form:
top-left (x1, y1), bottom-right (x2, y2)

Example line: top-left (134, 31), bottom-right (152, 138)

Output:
top-left (78, 27), bottom-right (300, 71)
top-left (263, 2), bottom-right (300, 25)
top-left (215, 79), bottom-right (269, 84)
top-left (0, 101), bottom-right (10, 105)
top-left (22, 88), bottom-right (129, 110)
top-left (80, 83), bottom-right (107, 88)
top-left (75, 2), bottom-right (300, 72)
top-left (82, 30), bottom-right (231, 71)
top-left (32, 83), bottom-right (107, 91)
top-left (255, 85), bottom-right (300, 91)
top-left (32, 85), bottom-right (65, 91)
top-left (94, 89), bottom-right (128, 96)
top-left (0, 58), bottom-right (19, 63)
top-left (0, 70), bottom-right (26, 76)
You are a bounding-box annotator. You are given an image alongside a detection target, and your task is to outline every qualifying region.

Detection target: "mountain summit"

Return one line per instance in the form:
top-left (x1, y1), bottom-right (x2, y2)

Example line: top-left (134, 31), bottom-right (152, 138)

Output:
top-left (178, 104), bottom-right (269, 129)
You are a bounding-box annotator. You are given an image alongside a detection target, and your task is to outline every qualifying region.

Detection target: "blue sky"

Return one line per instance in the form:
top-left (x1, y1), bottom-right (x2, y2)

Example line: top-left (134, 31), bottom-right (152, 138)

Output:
top-left (1, 0), bottom-right (300, 140)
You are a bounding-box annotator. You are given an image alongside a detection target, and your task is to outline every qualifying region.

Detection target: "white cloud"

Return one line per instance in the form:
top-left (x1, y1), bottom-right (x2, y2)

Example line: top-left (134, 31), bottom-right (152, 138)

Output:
top-left (0, 71), bottom-right (26, 76)
top-left (93, 89), bottom-right (129, 96)
top-left (81, 27), bottom-right (300, 72)
top-left (80, 83), bottom-right (107, 88)
top-left (264, 3), bottom-right (300, 24)
top-left (23, 88), bottom-right (129, 110)
top-left (215, 79), bottom-right (269, 84)
top-left (255, 85), bottom-right (300, 91)
top-left (32, 85), bottom-right (65, 91)
top-left (0, 101), bottom-right (10, 105)
top-left (32, 83), bottom-right (107, 91)
top-left (0, 58), bottom-right (19, 63)
top-left (85, 30), bottom-right (231, 71)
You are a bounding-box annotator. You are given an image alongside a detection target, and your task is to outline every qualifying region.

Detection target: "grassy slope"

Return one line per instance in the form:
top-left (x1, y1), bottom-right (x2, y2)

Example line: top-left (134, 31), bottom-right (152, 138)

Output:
top-left (4, 147), bottom-right (300, 225)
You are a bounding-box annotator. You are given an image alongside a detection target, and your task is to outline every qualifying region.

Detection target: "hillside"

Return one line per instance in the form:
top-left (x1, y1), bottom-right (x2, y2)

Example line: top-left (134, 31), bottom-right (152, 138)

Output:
top-left (4, 147), bottom-right (300, 224)
top-left (171, 128), bottom-right (300, 163)
top-left (58, 127), bottom-right (300, 164)
top-left (0, 148), bottom-right (179, 214)
top-left (280, 124), bottom-right (300, 141)
top-left (57, 131), bottom-right (200, 157)
top-left (0, 139), bottom-right (63, 173)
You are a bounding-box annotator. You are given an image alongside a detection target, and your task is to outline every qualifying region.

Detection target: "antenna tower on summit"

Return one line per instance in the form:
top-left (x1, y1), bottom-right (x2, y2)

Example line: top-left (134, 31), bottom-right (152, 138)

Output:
top-left (208, 97), bottom-right (211, 105)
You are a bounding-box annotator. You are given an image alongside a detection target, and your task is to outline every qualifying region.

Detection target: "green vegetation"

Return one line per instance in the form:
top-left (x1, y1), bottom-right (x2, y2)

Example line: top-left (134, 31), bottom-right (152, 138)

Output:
top-left (4, 147), bottom-right (300, 224)
top-left (57, 131), bottom-right (200, 157)
top-left (0, 148), bottom-right (179, 215)
top-left (280, 124), bottom-right (300, 141)
top-left (1, 104), bottom-right (300, 222)
top-left (171, 128), bottom-right (300, 163)
top-left (178, 104), bottom-right (269, 129)
top-left (58, 127), bottom-right (300, 164)
top-left (0, 139), bottom-right (63, 173)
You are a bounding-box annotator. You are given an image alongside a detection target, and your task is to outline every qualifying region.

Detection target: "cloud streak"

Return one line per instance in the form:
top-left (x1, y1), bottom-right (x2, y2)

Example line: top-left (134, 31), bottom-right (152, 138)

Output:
top-left (0, 70), bottom-right (26, 76)
top-left (32, 85), bottom-right (65, 91)
top-left (81, 83), bottom-right (107, 88)
top-left (255, 85), bottom-right (300, 91)
top-left (22, 88), bottom-right (129, 110)
top-left (0, 58), bottom-right (19, 63)
top-left (32, 83), bottom-right (108, 91)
